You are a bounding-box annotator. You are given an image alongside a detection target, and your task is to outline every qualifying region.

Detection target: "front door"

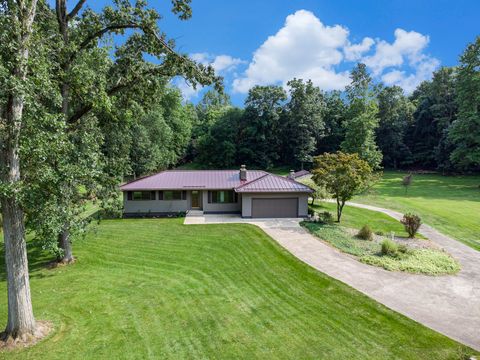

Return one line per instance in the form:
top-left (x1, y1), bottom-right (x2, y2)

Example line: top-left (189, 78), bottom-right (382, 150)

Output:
top-left (191, 191), bottom-right (200, 209)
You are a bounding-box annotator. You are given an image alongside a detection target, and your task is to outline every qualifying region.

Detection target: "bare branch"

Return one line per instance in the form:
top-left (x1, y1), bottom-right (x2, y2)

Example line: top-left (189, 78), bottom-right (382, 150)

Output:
top-left (67, 0), bottom-right (87, 20)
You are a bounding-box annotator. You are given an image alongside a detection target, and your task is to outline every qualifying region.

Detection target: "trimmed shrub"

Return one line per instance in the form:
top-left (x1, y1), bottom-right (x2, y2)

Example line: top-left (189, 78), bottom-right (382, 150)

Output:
top-left (401, 213), bottom-right (422, 238)
top-left (357, 225), bottom-right (373, 240)
top-left (318, 211), bottom-right (334, 224)
top-left (381, 239), bottom-right (398, 257)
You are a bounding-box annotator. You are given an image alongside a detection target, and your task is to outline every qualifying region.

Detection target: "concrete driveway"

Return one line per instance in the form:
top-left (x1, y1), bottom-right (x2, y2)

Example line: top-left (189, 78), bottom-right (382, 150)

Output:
top-left (184, 209), bottom-right (480, 351)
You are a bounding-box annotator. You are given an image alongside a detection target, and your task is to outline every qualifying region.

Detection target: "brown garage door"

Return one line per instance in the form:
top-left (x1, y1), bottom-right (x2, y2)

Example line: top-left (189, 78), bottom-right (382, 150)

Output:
top-left (251, 198), bottom-right (298, 218)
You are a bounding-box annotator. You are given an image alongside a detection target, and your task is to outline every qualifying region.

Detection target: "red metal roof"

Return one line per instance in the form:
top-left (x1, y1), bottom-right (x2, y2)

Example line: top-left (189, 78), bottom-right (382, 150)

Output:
top-left (292, 169), bottom-right (310, 178)
top-left (235, 174), bottom-right (313, 193)
top-left (120, 170), bottom-right (312, 193)
top-left (120, 170), bottom-right (267, 190)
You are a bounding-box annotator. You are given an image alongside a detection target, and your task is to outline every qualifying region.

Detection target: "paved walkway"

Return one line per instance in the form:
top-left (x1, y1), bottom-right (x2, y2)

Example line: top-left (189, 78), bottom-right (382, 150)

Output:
top-left (184, 207), bottom-right (480, 351)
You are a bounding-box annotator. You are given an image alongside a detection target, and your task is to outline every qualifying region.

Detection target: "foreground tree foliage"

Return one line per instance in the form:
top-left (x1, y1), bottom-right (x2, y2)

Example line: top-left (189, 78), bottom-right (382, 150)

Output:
top-left (0, 0), bottom-right (220, 341)
top-left (312, 152), bottom-right (376, 222)
top-left (26, 0), bottom-right (221, 264)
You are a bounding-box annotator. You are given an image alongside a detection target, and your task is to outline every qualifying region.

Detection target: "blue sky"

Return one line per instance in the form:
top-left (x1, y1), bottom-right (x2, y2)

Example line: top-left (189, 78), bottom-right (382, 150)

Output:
top-left (75, 1), bottom-right (480, 105)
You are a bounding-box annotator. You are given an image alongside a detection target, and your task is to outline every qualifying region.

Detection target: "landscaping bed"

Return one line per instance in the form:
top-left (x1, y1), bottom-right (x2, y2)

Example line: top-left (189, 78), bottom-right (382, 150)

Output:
top-left (302, 222), bottom-right (460, 276)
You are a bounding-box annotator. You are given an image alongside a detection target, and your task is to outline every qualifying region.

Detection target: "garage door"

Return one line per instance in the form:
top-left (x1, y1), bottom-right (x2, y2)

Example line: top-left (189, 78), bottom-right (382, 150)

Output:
top-left (251, 198), bottom-right (298, 218)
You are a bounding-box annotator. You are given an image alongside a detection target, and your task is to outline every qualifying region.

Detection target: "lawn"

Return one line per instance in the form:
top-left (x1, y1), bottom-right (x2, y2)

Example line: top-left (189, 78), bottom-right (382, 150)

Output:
top-left (353, 171), bottom-right (480, 251)
top-left (310, 201), bottom-right (412, 238)
top-left (0, 219), bottom-right (474, 359)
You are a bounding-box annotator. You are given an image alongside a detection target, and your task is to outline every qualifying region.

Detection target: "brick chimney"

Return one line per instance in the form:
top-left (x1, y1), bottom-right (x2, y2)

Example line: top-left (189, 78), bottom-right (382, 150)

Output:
top-left (240, 165), bottom-right (247, 181)
top-left (288, 170), bottom-right (295, 179)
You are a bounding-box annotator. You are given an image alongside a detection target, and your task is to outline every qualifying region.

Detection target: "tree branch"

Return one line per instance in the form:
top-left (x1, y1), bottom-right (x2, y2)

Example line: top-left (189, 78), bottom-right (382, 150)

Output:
top-left (67, 0), bottom-right (87, 20)
top-left (68, 23), bottom-right (141, 65)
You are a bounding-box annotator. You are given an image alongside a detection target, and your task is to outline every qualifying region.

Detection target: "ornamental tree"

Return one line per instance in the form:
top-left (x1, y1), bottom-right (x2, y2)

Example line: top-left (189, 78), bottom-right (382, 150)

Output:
top-left (312, 152), bottom-right (376, 222)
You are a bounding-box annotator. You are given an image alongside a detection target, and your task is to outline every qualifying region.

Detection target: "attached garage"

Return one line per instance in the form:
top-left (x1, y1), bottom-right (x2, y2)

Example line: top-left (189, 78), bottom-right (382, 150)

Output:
top-left (251, 198), bottom-right (298, 218)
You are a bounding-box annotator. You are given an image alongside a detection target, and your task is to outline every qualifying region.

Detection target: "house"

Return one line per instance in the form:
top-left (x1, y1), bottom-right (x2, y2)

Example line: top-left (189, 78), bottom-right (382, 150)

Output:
top-left (120, 165), bottom-right (313, 218)
top-left (287, 169), bottom-right (311, 180)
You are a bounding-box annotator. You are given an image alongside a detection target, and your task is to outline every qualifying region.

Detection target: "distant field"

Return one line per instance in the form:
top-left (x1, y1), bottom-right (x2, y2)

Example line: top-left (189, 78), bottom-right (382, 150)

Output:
top-left (354, 171), bottom-right (480, 251)
top-left (0, 218), bottom-right (473, 359)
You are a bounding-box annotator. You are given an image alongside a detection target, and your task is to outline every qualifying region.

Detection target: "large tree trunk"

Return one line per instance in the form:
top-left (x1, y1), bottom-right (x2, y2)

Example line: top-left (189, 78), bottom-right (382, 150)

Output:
top-left (1, 190), bottom-right (36, 339)
top-left (0, 0), bottom-right (39, 339)
top-left (56, 0), bottom-right (74, 263)
top-left (58, 227), bottom-right (74, 263)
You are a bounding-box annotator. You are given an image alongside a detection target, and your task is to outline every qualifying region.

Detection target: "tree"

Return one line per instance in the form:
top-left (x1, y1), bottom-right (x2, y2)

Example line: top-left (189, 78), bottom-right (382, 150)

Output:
top-left (317, 91), bottom-right (347, 154)
top-left (283, 79), bottom-right (325, 168)
top-left (196, 107), bottom-right (243, 168)
top-left (47, 0), bottom-right (221, 263)
top-left (376, 86), bottom-right (414, 169)
top-left (342, 63), bottom-right (382, 169)
top-left (298, 178), bottom-right (327, 205)
top-left (237, 85), bottom-right (287, 168)
top-left (312, 152), bottom-right (375, 222)
top-left (449, 36), bottom-right (480, 169)
top-left (406, 68), bottom-right (457, 171)
top-left (0, 0), bottom-right (40, 341)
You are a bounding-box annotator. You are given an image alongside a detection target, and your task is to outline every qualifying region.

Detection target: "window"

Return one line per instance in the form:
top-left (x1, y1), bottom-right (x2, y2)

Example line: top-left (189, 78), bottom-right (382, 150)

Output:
top-left (128, 191), bottom-right (155, 201)
top-left (160, 190), bottom-right (186, 201)
top-left (209, 190), bottom-right (237, 203)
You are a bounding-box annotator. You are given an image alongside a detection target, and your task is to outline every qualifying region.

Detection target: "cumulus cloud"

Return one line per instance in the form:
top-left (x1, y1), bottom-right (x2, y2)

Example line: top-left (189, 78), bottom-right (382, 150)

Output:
top-left (344, 37), bottom-right (375, 61)
top-left (231, 10), bottom-right (439, 95)
top-left (191, 52), bottom-right (245, 73)
top-left (232, 10), bottom-right (351, 93)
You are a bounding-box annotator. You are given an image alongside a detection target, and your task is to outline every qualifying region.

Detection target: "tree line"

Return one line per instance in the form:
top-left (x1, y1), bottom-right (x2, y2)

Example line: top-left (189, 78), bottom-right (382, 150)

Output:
top-left (188, 37), bottom-right (480, 173)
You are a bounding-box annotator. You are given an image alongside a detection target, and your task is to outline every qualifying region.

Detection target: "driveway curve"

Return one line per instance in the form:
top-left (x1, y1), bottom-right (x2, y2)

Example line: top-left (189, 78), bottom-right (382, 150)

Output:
top-left (185, 206), bottom-right (480, 351)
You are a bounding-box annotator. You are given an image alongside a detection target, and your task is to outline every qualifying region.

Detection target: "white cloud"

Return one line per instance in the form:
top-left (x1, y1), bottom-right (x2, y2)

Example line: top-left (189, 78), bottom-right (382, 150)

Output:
top-left (232, 10), bottom-right (351, 93)
top-left (344, 37), bottom-right (374, 61)
top-left (363, 29), bottom-right (431, 76)
top-left (176, 53), bottom-right (246, 100)
top-left (231, 10), bottom-right (439, 95)
top-left (175, 78), bottom-right (203, 100)
top-left (381, 57), bottom-right (440, 93)
top-left (190, 52), bottom-right (245, 73)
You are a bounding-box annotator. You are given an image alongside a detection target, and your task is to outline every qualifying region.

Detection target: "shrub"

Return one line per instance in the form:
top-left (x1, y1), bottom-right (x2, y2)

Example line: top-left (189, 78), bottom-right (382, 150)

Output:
top-left (357, 225), bottom-right (373, 240)
top-left (375, 230), bottom-right (385, 236)
top-left (397, 244), bottom-right (410, 254)
top-left (401, 213), bottom-right (422, 238)
top-left (318, 211), bottom-right (334, 224)
top-left (308, 207), bottom-right (315, 216)
top-left (381, 240), bottom-right (398, 257)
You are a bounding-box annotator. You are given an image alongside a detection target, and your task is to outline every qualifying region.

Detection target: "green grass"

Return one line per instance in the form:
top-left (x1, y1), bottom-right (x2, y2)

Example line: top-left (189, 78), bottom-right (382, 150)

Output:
top-left (354, 171), bottom-right (480, 251)
top-left (311, 201), bottom-right (414, 238)
top-left (0, 219), bottom-right (474, 359)
top-left (302, 222), bottom-right (460, 275)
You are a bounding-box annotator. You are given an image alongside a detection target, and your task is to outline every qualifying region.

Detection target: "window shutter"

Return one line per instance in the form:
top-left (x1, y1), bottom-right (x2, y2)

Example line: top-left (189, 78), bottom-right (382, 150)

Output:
top-left (127, 192), bottom-right (132, 201)
top-left (182, 191), bottom-right (187, 200)
top-left (158, 191), bottom-right (163, 200)
top-left (150, 191), bottom-right (156, 200)
top-left (208, 191), bottom-right (212, 203)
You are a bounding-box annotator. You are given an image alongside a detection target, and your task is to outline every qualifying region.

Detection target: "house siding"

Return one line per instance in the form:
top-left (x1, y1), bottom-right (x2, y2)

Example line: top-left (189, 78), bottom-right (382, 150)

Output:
top-left (123, 191), bottom-right (190, 215)
top-left (241, 193), bottom-right (309, 218)
top-left (202, 191), bottom-right (242, 213)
